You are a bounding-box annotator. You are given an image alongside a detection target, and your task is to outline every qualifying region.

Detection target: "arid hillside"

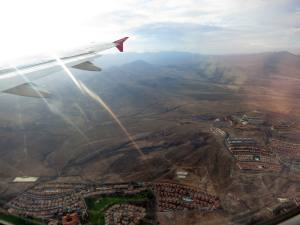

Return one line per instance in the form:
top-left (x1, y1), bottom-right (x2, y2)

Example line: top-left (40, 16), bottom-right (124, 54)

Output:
top-left (0, 51), bottom-right (299, 224)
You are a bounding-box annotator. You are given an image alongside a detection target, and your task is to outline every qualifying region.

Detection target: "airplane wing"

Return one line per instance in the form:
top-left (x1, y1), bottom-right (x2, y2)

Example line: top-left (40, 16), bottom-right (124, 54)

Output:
top-left (0, 37), bottom-right (129, 98)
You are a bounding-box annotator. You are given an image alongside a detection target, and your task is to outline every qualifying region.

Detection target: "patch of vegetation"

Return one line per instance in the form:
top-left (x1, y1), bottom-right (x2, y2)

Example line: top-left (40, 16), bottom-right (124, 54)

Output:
top-left (85, 190), bottom-right (154, 225)
top-left (0, 213), bottom-right (44, 225)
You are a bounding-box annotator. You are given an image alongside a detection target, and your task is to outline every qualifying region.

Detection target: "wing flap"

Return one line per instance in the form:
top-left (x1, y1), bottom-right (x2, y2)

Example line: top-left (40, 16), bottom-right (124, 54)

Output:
top-left (3, 83), bottom-right (51, 98)
top-left (72, 61), bottom-right (102, 71)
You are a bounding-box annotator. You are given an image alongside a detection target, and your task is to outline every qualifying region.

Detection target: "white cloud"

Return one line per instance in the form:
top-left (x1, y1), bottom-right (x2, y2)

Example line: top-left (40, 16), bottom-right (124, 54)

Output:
top-left (0, 0), bottom-right (299, 61)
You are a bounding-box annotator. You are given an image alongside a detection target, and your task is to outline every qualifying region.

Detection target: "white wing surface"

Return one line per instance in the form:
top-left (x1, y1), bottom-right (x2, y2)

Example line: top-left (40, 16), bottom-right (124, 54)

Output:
top-left (0, 37), bottom-right (129, 97)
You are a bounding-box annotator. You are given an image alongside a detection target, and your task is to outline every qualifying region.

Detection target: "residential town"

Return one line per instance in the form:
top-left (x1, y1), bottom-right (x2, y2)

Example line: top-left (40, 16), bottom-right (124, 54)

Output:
top-left (104, 204), bottom-right (146, 225)
top-left (3, 181), bottom-right (220, 225)
top-left (149, 182), bottom-right (220, 211)
top-left (212, 111), bottom-right (299, 173)
top-left (1, 110), bottom-right (299, 225)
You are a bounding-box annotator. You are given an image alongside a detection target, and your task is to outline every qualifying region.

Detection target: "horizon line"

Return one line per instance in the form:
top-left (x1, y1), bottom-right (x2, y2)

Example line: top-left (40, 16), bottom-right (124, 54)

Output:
top-left (109, 50), bottom-right (300, 57)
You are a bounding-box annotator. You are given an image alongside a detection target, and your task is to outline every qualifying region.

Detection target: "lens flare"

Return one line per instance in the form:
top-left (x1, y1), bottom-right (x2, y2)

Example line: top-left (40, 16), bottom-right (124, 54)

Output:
top-left (46, 100), bottom-right (91, 144)
top-left (53, 56), bottom-right (145, 158)
top-left (15, 97), bottom-right (28, 158)
top-left (73, 103), bottom-right (89, 123)
top-left (78, 80), bottom-right (145, 157)
top-left (53, 56), bottom-right (85, 94)
top-left (12, 66), bottom-right (91, 144)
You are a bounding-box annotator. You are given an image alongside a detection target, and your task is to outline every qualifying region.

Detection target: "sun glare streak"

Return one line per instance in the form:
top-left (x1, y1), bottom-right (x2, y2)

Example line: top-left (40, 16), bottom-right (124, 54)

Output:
top-left (78, 80), bottom-right (145, 158)
top-left (46, 100), bottom-right (91, 144)
top-left (74, 103), bottom-right (89, 121)
top-left (53, 56), bottom-right (145, 157)
top-left (52, 55), bottom-right (85, 94)
top-left (12, 66), bottom-right (52, 106)
top-left (15, 96), bottom-right (28, 158)
top-left (12, 66), bottom-right (91, 144)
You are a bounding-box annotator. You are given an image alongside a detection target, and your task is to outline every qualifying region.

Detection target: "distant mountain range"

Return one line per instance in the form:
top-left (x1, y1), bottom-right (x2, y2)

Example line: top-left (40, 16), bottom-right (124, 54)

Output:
top-left (96, 51), bottom-right (300, 89)
top-left (0, 50), bottom-right (299, 198)
top-left (96, 51), bottom-right (299, 67)
top-left (94, 51), bottom-right (300, 115)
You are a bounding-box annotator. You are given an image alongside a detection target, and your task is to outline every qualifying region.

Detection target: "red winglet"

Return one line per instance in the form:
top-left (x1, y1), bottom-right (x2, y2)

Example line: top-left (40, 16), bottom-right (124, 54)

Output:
top-left (113, 37), bottom-right (129, 52)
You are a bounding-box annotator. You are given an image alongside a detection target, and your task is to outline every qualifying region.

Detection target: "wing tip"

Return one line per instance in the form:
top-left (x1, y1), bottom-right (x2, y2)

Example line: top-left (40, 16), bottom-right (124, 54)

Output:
top-left (113, 37), bottom-right (129, 52)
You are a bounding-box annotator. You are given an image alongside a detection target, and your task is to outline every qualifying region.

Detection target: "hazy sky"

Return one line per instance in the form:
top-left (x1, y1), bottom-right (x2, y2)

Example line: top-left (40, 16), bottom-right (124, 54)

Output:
top-left (0, 0), bottom-right (299, 60)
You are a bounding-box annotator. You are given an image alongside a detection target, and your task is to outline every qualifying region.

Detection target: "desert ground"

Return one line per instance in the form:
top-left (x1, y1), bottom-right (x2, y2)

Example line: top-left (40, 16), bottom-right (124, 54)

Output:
top-left (0, 51), bottom-right (299, 224)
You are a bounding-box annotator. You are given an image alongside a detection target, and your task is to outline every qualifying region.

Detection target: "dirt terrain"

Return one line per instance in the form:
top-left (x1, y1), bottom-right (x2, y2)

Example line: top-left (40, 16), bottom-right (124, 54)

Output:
top-left (0, 51), bottom-right (299, 224)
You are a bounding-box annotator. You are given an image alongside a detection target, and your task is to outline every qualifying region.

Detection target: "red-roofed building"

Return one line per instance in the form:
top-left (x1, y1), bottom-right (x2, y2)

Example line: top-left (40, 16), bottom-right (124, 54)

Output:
top-left (62, 213), bottom-right (80, 225)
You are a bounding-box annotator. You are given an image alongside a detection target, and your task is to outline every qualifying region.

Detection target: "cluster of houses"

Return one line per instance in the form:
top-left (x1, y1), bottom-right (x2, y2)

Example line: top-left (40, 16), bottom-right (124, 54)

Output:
top-left (104, 204), bottom-right (146, 225)
top-left (211, 111), bottom-right (299, 173)
top-left (150, 182), bottom-right (220, 212)
top-left (7, 185), bottom-right (86, 219)
top-left (77, 182), bottom-right (147, 198)
top-left (269, 139), bottom-right (300, 158)
top-left (6, 182), bottom-right (149, 220)
top-left (5, 181), bottom-right (221, 224)
top-left (226, 137), bottom-right (281, 172)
